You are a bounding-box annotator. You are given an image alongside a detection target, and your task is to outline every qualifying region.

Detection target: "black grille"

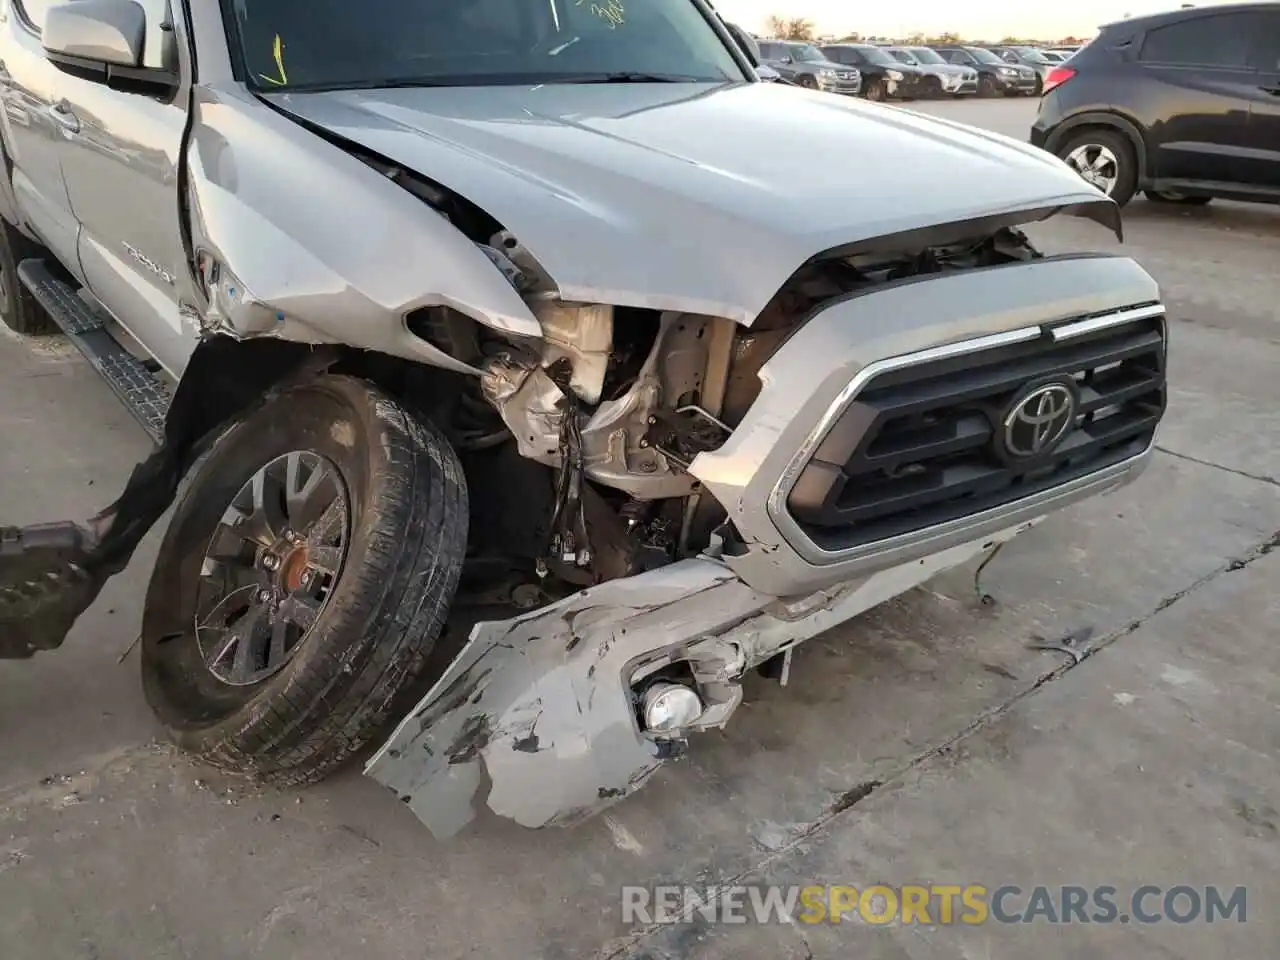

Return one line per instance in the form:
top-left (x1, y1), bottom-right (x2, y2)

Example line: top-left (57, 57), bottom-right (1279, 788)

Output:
top-left (787, 310), bottom-right (1166, 551)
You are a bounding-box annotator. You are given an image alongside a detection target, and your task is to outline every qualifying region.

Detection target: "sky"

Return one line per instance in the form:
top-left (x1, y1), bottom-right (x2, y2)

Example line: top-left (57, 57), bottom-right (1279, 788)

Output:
top-left (712, 0), bottom-right (1266, 40)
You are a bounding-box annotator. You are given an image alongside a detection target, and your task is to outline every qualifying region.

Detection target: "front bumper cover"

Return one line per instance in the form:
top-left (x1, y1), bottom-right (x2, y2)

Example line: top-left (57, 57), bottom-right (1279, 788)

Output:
top-left (366, 521), bottom-right (1046, 839)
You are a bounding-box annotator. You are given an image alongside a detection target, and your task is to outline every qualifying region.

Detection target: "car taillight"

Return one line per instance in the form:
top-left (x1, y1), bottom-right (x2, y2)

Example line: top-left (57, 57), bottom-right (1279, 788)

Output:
top-left (1041, 66), bottom-right (1076, 95)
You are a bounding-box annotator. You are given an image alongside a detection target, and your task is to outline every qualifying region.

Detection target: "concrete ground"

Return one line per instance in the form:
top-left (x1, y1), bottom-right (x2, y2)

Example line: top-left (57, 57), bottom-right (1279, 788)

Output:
top-left (2, 97), bottom-right (1277, 960)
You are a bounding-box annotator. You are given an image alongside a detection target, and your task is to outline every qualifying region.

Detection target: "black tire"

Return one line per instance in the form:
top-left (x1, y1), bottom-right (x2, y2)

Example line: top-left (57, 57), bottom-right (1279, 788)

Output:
top-left (865, 78), bottom-right (887, 101)
top-left (1056, 128), bottom-right (1138, 208)
top-left (140, 375), bottom-right (468, 785)
top-left (922, 76), bottom-right (943, 98)
top-left (797, 74), bottom-right (818, 89)
top-left (1145, 190), bottom-right (1212, 206)
top-left (0, 221), bottom-right (55, 334)
top-left (977, 75), bottom-right (998, 98)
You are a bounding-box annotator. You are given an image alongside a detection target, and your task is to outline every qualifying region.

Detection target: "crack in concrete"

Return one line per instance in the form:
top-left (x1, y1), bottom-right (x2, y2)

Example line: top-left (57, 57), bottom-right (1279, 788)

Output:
top-left (1156, 445), bottom-right (1278, 487)
top-left (605, 527), bottom-right (1280, 960)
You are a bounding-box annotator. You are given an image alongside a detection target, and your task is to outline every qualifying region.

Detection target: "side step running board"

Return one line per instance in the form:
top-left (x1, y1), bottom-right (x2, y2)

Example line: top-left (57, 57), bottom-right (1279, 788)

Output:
top-left (17, 259), bottom-right (170, 443)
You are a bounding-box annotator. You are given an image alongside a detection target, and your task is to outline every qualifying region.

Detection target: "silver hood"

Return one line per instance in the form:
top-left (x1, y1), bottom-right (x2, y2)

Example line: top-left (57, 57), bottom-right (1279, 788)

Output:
top-left (266, 82), bottom-right (1110, 325)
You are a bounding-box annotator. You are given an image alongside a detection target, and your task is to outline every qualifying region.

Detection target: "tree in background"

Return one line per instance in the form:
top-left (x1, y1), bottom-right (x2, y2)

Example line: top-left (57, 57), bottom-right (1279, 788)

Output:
top-left (766, 14), bottom-right (817, 40)
top-left (927, 31), bottom-right (961, 43)
top-left (904, 32), bottom-right (927, 44)
top-left (836, 31), bottom-right (864, 42)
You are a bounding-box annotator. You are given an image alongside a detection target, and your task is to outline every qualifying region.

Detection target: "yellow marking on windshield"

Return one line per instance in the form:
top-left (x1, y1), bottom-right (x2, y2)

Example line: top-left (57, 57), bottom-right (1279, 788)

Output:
top-left (576, 0), bottom-right (625, 28)
top-left (259, 34), bottom-right (288, 86)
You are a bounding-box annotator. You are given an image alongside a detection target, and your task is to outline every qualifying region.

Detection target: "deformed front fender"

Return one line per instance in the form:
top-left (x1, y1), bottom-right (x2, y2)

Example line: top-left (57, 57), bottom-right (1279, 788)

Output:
top-left (184, 85), bottom-right (542, 370)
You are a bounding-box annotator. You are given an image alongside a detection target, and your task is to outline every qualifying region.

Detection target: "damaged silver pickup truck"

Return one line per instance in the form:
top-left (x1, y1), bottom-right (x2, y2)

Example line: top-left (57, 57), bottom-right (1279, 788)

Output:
top-left (0, 0), bottom-right (1167, 838)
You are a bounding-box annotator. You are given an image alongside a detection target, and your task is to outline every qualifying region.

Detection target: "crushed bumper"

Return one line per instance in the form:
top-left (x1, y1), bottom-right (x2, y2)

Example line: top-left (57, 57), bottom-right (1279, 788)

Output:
top-left (366, 521), bottom-right (1042, 839)
top-left (367, 253), bottom-right (1166, 839)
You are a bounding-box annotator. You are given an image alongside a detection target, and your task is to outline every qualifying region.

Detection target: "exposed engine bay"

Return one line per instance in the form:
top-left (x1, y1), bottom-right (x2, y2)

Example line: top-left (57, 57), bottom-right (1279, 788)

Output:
top-left (432, 224), bottom-right (1044, 608)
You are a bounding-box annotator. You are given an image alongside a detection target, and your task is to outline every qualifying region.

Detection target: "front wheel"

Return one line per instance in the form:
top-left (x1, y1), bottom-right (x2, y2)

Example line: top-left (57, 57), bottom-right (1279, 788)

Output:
top-left (977, 75), bottom-right (998, 98)
top-left (864, 78), bottom-right (887, 101)
top-left (141, 375), bottom-right (468, 785)
top-left (797, 74), bottom-right (818, 89)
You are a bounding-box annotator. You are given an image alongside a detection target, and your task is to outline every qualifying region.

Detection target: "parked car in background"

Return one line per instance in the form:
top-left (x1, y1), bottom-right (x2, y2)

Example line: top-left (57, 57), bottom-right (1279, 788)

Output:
top-left (722, 22), bottom-right (785, 82)
top-left (984, 45), bottom-right (1055, 93)
top-left (1040, 50), bottom-right (1070, 64)
top-left (757, 40), bottom-right (862, 94)
top-left (884, 45), bottom-right (979, 96)
top-left (931, 45), bottom-right (1040, 96)
top-left (1032, 2), bottom-right (1280, 207)
top-left (821, 43), bottom-right (929, 100)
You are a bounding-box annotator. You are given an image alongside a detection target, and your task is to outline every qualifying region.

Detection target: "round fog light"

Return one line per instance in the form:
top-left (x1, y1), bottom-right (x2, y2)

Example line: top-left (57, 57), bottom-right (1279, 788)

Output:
top-left (642, 683), bottom-right (704, 734)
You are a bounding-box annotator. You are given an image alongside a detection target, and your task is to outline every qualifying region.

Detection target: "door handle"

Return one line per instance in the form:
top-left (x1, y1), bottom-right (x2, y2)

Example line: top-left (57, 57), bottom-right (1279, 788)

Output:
top-left (47, 100), bottom-right (79, 133)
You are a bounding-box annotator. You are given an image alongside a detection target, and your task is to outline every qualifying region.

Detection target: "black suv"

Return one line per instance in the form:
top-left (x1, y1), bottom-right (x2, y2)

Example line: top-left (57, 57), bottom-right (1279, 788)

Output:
top-left (1032, 3), bottom-right (1280, 207)
top-left (930, 45), bottom-right (1040, 97)
top-left (820, 44), bottom-right (929, 101)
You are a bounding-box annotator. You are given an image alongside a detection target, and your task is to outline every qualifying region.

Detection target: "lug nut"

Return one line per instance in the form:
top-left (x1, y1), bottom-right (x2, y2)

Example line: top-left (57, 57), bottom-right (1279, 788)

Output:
top-left (262, 554), bottom-right (281, 572)
top-left (258, 590), bottom-right (271, 603)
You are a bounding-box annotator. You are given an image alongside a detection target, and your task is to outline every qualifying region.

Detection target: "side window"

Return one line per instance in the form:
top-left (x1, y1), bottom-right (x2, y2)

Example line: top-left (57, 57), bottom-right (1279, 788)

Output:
top-left (1250, 15), bottom-right (1280, 71)
top-left (947, 51), bottom-right (970, 65)
top-left (1138, 13), bottom-right (1254, 67)
top-left (823, 49), bottom-right (845, 64)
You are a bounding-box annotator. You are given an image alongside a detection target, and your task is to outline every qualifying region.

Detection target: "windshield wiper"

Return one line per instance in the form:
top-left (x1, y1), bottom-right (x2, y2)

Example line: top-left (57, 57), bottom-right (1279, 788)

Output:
top-left (557, 72), bottom-right (713, 84)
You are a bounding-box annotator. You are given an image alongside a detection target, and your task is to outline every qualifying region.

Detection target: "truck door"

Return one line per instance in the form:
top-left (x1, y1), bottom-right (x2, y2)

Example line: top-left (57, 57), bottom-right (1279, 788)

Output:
top-left (0, 0), bottom-right (81, 276)
top-left (50, 0), bottom-right (196, 376)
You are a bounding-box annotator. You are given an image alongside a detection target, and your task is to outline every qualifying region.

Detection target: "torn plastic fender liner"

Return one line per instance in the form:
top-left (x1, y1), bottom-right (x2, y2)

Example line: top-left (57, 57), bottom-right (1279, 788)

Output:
top-left (366, 520), bottom-right (1038, 838)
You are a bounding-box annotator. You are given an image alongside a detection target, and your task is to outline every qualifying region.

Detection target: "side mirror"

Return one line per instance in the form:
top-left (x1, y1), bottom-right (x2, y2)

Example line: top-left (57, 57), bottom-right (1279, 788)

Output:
top-left (42, 0), bottom-right (176, 95)
top-left (43, 0), bottom-right (145, 68)
top-left (723, 22), bottom-right (761, 65)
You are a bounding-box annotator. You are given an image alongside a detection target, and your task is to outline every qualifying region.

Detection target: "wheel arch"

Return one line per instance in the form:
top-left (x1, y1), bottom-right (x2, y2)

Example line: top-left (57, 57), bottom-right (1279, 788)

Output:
top-left (164, 337), bottom-right (477, 461)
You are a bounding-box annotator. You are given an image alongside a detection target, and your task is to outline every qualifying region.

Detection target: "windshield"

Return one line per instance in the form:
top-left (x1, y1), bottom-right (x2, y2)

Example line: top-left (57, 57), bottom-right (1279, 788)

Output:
top-left (1012, 47), bottom-right (1049, 63)
top-left (787, 44), bottom-right (827, 62)
top-left (967, 47), bottom-right (1006, 65)
top-left (230, 0), bottom-right (748, 91)
top-left (887, 49), bottom-right (918, 64)
top-left (854, 46), bottom-right (898, 66)
top-left (907, 47), bottom-right (945, 64)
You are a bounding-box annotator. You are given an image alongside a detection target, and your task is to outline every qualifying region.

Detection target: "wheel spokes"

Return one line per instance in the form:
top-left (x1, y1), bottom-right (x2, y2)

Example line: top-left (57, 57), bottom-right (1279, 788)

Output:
top-left (193, 449), bottom-right (350, 687)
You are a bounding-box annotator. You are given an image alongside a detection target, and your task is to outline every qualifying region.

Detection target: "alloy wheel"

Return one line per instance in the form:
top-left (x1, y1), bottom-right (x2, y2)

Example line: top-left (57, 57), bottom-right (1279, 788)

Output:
top-left (1064, 143), bottom-right (1120, 196)
top-left (194, 451), bottom-right (350, 686)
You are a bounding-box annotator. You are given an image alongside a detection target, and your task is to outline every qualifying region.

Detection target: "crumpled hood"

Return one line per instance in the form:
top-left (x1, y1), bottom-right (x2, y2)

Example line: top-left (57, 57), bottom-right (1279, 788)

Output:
top-left (267, 82), bottom-right (1108, 324)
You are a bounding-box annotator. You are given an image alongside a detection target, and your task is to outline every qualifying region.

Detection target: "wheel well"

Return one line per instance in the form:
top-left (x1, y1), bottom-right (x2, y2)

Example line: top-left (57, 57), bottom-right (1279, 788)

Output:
top-left (166, 337), bottom-right (477, 455)
top-left (165, 336), bottom-right (552, 579)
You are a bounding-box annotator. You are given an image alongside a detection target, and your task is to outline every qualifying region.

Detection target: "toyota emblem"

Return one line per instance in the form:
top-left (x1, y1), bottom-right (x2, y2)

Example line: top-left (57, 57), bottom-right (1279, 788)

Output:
top-left (1000, 379), bottom-right (1077, 461)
